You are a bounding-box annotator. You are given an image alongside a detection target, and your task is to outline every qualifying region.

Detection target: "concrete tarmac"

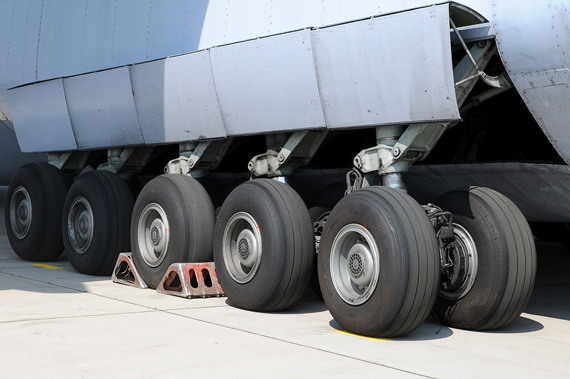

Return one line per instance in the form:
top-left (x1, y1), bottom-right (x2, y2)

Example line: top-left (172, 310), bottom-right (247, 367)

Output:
top-left (1, 188), bottom-right (569, 378)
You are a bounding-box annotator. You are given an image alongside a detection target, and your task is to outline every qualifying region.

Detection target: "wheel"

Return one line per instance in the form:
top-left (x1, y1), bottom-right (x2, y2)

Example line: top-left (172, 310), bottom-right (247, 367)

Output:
top-left (131, 174), bottom-right (215, 289)
top-left (307, 206), bottom-right (331, 299)
top-left (432, 187), bottom-right (537, 330)
top-left (63, 170), bottom-right (133, 275)
top-left (213, 179), bottom-right (314, 312)
top-left (318, 186), bottom-right (440, 338)
top-left (5, 163), bottom-right (68, 261)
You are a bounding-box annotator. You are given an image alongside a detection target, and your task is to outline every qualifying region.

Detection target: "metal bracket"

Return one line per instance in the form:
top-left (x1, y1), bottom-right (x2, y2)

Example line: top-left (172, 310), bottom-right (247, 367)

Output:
top-left (166, 139), bottom-right (233, 178)
top-left (98, 148), bottom-right (135, 173)
top-left (248, 130), bottom-right (328, 177)
top-left (352, 36), bottom-right (500, 190)
top-left (48, 151), bottom-right (91, 176)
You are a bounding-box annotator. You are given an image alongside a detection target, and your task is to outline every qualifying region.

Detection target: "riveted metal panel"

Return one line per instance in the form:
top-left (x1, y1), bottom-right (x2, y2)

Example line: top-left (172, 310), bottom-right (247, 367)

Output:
top-left (519, 69), bottom-right (570, 165)
top-left (312, 5), bottom-right (459, 129)
top-left (64, 67), bottom-right (144, 149)
top-left (210, 29), bottom-right (326, 136)
top-left (131, 51), bottom-right (226, 144)
top-left (7, 79), bottom-right (77, 153)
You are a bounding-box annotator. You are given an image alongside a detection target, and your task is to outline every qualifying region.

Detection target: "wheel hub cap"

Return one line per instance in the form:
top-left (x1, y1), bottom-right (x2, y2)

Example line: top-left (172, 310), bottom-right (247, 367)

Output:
top-left (19, 203), bottom-right (28, 222)
top-left (347, 243), bottom-right (374, 287)
top-left (237, 229), bottom-right (258, 267)
top-left (10, 186), bottom-right (33, 240)
top-left (330, 224), bottom-right (380, 306)
top-left (138, 203), bottom-right (170, 268)
top-left (222, 212), bottom-right (262, 284)
top-left (68, 196), bottom-right (94, 254)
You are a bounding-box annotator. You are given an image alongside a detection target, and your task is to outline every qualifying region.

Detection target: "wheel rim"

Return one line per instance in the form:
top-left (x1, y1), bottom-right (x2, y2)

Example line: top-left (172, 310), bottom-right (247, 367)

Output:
top-left (138, 203), bottom-right (170, 268)
top-left (330, 223), bottom-right (380, 305)
top-left (439, 223), bottom-right (478, 300)
top-left (67, 196), bottom-right (94, 254)
top-left (10, 186), bottom-right (33, 239)
top-left (222, 212), bottom-right (262, 284)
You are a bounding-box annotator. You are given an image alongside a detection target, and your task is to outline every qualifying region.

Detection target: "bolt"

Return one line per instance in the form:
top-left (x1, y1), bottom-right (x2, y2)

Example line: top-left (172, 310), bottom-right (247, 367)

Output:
top-left (248, 161), bottom-right (254, 172)
top-left (278, 153), bottom-right (285, 163)
top-left (392, 147), bottom-right (401, 158)
top-left (188, 159), bottom-right (195, 168)
top-left (354, 156), bottom-right (362, 169)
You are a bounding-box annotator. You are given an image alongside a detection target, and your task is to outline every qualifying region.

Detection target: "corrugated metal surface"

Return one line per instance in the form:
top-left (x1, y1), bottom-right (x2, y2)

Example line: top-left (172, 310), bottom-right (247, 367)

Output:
top-left (131, 51), bottom-right (226, 144)
top-left (8, 79), bottom-right (77, 152)
top-left (64, 67), bottom-right (144, 149)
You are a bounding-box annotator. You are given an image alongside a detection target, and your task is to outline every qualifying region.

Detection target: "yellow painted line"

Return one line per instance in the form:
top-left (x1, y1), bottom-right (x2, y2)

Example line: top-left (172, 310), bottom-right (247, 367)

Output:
top-left (334, 329), bottom-right (391, 341)
top-left (32, 264), bottom-right (62, 270)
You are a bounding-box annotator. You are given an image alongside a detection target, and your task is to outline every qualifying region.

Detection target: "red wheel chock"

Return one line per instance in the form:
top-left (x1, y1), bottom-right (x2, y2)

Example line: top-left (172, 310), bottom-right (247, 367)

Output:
top-left (156, 262), bottom-right (225, 299)
top-left (112, 252), bottom-right (148, 289)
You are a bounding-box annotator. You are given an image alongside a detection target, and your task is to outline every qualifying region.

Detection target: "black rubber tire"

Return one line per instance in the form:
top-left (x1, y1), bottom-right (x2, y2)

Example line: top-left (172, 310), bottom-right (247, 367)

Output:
top-left (5, 163), bottom-right (68, 261)
top-left (131, 174), bottom-right (215, 289)
top-left (432, 187), bottom-right (537, 330)
top-left (213, 179), bottom-right (314, 312)
top-left (63, 171), bottom-right (133, 276)
top-left (318, 186), bottom-right (440, 338)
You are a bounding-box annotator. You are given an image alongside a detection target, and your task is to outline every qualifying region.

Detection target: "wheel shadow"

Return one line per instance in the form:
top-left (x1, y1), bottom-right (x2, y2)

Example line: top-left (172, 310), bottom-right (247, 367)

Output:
top-left (327, 317), bottom-right (454, 341)
top-left (523, 240), bottom-right (570, 322)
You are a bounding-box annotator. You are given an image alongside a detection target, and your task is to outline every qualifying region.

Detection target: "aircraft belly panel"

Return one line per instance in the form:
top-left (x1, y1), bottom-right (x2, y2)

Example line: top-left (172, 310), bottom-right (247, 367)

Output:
top-left (210, 29), bottom-right (326, 136)
top-left (407, 163), bottom-right (570, 223)
top-left (7, 79), bottom-right (77, 153)
top-left (312, 5), bottom-right (459, 129)
top-left (64, 67), bottom-right (145, 149)
top-left (8, 4), bottom-right (463, 152)
top-left (131, 51), bottom-right (226, 144)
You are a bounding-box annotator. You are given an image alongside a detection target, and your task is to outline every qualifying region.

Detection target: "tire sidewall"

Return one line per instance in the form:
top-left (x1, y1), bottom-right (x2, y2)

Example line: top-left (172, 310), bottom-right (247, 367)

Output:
top-left (318, 190), bottom-right (409, 335)
top-left (131, 176), bottom-right (193, 288)
top-left (213, 182), bottom-right (289, 311)
top-left (433, 189), bottom-right (509, 329)
top-left (63, 172), bottom-right (113, 274)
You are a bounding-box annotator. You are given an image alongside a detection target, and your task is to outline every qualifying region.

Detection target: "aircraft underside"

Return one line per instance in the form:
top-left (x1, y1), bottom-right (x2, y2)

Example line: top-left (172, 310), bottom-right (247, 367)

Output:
top-left (3, 1), bottom-right (569, 337)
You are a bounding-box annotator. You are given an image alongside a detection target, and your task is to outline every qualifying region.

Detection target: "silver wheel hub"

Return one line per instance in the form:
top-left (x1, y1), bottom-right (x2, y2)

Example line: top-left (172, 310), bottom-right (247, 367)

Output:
top-left (10, 186), bottom-right (33, 240)
top-left (68, 197), bottom-right (94, 254)
top-left (346, 243), bottom-right (374, 287)
top-left (330, 224), bottom-right (380, 305)
top-left (439, 223), bottom-right (478, 300)
top-left (138, 203), bottom-right (170, 268)
top-left (222, 212), bottom-right (262, 284)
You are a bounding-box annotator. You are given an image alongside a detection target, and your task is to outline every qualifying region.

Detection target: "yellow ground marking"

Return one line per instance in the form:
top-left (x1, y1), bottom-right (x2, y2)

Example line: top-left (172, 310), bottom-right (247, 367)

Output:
top-left (32, 264), bottom-right (62, 270)
top-left (334, 329), bottom-right (391, 341)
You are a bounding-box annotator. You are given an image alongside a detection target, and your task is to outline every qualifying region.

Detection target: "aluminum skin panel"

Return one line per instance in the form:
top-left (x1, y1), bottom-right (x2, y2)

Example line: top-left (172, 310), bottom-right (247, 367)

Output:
top-left (210, 29), bottom-right (326, 136)
top-left (64, 67), bottom-right (144, 150)
top-left (131, 51), bottom-right (226, 144)
top-left (8, 80), bottom-right (77, 153)
top-left (36, 0), bottom-right (209, 82)
top-left (493, 1), bottom-right (570, 166)
top-left (313, 5), bottom-right (460, 130)
top-left (518, 70), bottom-right (570, 165)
